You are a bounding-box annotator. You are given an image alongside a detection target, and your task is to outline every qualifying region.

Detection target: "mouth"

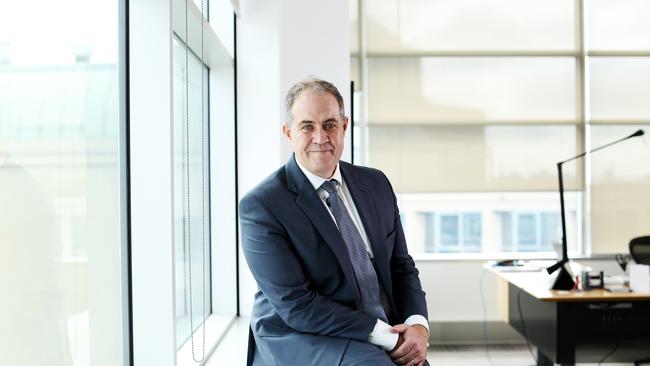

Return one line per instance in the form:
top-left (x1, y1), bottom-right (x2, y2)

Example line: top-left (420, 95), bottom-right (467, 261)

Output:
top-left (307, 147), bottom-right (334, 153)
top-left (308, 150), bottom-right (333, 154)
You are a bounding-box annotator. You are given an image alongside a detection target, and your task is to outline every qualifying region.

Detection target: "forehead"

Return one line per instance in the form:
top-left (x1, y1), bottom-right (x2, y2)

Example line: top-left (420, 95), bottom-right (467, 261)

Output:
top-left (291, 90), bottom-right (340, 119)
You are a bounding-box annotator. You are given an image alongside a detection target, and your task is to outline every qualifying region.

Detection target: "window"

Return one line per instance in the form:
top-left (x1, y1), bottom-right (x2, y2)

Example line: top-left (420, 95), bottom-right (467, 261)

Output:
top-left (169, 0), bottom-right (237, 363)
top-left (352, 0), bottom-right (650, 255)
top-left (463, 213), bottom-right (482, 247)
top-left (440, 215), bottom-right (460, 246)
top-left (421, 212), bottom-right (482, 253)
top-left (518, 214), bottom-right (537, 247)
top-left (173, 36), bottom-right (212, 348)
top-left (0, 0), bottom-right (125, 364)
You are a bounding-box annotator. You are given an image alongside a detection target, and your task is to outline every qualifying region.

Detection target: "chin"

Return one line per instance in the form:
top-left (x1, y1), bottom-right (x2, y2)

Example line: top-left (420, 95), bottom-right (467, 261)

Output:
top-left (309, 163), bottom-right (336, 177)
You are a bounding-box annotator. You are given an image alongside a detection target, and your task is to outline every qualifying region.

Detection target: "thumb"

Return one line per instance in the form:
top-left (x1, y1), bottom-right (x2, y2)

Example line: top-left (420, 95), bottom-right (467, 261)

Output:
top-left (392, 324), bottom-right (408, 333)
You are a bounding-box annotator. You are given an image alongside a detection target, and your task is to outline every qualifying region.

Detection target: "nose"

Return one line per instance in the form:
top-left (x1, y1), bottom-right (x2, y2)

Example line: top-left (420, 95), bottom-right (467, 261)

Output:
top-left (312, 127), bottom-right (328, 144)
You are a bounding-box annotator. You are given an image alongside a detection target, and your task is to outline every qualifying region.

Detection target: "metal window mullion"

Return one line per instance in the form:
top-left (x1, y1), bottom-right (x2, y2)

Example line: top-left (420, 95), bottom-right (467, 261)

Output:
top-left (459, 213), bottom-right (465, 251)
top-left (358, 0), bottom-right (370, 166)
top-left (513, 213), bottom-right (518, 252)
top-left (588, 50), bottom-right (650, 57)
top-left (358, 51), bottom-right (581, 58)
top-left (536, 212), bottom-right (542, 249)
top-left (578, 0), bottom-right (591, 257)
top-left (365, 120), bottom-right (581, 127)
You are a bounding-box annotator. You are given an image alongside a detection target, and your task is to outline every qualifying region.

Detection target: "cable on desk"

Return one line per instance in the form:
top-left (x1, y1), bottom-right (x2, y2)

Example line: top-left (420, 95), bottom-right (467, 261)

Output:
top-left (479, 268), bottom-right (495, 366)
top-left (516, 288), bottom-right (539, 365)
top-left (597, 341), bottom-right (619, 365)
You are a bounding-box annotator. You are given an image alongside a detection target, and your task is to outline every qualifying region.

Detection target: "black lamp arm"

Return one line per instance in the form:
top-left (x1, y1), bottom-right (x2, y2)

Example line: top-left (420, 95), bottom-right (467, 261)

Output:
top-left (546, 129), bottom-right (644, 277)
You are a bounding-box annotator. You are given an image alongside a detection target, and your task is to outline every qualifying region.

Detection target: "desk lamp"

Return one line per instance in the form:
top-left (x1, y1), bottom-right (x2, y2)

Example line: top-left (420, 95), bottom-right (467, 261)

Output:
top-left (547, 129), bottom-right (645, 290)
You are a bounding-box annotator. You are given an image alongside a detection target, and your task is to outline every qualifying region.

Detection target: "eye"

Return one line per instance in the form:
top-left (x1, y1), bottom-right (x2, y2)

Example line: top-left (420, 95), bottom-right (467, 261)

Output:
top-left (301, 124), bottom-right (314, 132)
top-left (323, 122), bottom-right (337, 131)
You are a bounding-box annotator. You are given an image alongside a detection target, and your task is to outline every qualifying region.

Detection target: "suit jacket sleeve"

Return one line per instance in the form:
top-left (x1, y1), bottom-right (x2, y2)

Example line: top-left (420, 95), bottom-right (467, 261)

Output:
top-left (240, 192), bottom-right (377, 341)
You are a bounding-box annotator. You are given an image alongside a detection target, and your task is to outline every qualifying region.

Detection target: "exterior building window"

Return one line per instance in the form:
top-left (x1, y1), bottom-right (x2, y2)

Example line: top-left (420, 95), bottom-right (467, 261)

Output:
top-left (421, 212), bottom-right (483, 253)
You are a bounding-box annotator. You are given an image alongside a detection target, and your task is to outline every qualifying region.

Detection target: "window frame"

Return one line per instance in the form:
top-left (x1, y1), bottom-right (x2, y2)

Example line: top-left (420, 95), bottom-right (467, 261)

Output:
top-left (352, 0), bottom-right (650, 258)
top-left (170, 0), bottom-right (236, 364)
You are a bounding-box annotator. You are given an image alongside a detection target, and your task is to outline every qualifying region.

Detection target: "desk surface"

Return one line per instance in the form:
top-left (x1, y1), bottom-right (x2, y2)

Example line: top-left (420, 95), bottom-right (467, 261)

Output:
top-left (487, 263), bottom-right (650, 302)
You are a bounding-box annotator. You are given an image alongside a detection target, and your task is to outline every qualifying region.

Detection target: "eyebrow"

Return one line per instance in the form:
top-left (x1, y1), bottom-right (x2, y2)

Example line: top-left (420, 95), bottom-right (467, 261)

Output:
top-left (298, 119), bottom-right (337, 126)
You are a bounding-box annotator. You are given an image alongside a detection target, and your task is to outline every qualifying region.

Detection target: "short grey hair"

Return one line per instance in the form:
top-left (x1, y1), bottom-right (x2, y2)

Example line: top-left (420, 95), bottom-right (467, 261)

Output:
top-left (284, 77), bottom-right (345, 125)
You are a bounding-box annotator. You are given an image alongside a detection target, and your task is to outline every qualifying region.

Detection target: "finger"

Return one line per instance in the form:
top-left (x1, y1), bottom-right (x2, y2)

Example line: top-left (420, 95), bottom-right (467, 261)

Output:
top-left (396, 344), bottom-right (425, 365)
top-left (398, 354), bottom-right (421, 366)
top-left (393, 347), bottom-right (419, 365)
top-left (390, 343), bottom-right (409, 359)
top-left (390, 341), bottom-right (411, 359)
top-left (392, 324), bottom-right (408, 333)
top-left (391, 337), bottom-right (417, 358)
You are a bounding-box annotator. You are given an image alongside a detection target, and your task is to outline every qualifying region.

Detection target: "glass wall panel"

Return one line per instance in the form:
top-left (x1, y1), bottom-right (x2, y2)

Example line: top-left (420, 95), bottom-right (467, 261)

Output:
top-left (368, 125), bottom-right (579, 192)
top-left (173, 37), bottom-right (212, 348)
top-left (365, 0), bottom-right (575, 53)
top-left (589, 57), bottom-right (650, 121)
top-left (0, 0), bottom-right (124, 364)
top-left (367, 57), bottom-right (576, 124)
top-left (353, 0), bottom-right (650, 256)
top-left (588, 0), bottom-right (650, 51)
top-left (349, 0), bottom-right (359, 54)
top-left (590, 125), bottom-right (650, 254)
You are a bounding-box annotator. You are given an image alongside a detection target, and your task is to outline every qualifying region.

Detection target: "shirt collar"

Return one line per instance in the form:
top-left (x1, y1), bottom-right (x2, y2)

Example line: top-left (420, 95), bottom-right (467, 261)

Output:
top-left (295, 158), bottom-right (342, 191)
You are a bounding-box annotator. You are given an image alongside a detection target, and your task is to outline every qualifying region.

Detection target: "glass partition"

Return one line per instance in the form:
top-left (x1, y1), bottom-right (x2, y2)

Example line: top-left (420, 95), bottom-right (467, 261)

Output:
top-left (0, 0), bottom-right (125, 364)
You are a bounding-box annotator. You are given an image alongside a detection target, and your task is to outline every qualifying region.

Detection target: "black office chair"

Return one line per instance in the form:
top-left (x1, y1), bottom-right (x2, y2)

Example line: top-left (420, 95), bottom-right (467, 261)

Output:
top-left (629, 236), bottom-right (650, 366)
top-left (246, 326), bottom-right (255, 366)
top-left (629, 236), bottom-right (650, 265)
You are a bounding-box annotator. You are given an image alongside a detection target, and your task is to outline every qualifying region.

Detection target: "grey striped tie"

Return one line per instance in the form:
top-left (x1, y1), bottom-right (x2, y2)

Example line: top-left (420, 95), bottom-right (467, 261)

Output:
top-left (321, 179), bottom-right (387, 322)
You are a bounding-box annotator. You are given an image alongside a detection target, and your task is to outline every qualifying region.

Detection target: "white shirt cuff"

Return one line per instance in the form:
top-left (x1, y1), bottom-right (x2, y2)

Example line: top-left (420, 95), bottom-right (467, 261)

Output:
top-left (404, 314), bottom-right (429, 334)
top-left (367, 320), bottom-right (398, 351)
top-left (367, 315), bottom-right (430, 352)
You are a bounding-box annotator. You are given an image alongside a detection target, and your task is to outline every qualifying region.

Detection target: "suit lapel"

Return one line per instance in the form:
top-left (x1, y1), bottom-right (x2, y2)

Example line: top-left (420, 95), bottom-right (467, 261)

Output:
top-left (285, 156), bottom-right (362, 304)
top-left (339, 162), bottom-right (392, 295)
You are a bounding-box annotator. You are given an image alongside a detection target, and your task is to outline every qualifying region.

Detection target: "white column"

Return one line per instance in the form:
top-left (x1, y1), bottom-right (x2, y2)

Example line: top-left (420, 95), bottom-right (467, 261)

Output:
top-left (236, 0), bottom-right (350, 316)
top-left (129, 0), bottom-right (177, 364)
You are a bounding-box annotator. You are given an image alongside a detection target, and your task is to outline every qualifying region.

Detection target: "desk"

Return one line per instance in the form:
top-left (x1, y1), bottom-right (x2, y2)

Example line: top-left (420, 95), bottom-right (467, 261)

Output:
top-left (489, 265), bottom-right (650, 365)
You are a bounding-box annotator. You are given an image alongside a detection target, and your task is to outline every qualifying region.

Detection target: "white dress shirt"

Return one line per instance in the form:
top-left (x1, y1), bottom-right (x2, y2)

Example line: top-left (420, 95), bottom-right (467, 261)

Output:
top-left (295, 160), bottom-right (428, 351)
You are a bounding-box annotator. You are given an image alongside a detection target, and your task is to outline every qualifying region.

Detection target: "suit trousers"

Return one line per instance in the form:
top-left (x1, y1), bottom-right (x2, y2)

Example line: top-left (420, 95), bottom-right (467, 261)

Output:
top-left (339, 340), bottom-right (430, 366)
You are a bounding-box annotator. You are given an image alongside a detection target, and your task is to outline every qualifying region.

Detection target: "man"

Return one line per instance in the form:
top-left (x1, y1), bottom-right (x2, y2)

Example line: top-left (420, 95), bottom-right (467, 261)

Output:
top-left (240, 78), bottom-right (429, 365)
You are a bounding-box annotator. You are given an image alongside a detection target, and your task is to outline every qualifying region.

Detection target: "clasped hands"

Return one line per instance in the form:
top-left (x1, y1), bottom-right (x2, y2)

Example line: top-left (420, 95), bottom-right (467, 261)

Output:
top-left (389, 324), bottom-right (428, 366)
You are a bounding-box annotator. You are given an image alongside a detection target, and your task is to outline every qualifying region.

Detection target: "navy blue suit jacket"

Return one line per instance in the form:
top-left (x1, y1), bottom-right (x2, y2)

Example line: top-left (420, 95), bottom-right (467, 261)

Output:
top-left (240, 156), bottom-right (428, 365)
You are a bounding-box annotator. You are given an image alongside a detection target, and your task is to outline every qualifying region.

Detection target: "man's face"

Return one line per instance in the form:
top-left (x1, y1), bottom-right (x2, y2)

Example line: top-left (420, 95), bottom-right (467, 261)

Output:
top-left (283, 90), bottom-right (348, 179)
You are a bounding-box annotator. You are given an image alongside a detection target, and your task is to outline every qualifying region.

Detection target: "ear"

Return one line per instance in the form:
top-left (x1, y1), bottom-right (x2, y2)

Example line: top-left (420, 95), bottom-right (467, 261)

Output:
top-left (342, 116), bottom-right (349, 133)
top-left (282, 123), bottom-right (292, 142)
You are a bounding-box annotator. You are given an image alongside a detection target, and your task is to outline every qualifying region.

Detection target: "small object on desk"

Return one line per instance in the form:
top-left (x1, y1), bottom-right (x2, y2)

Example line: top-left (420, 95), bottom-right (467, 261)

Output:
top-left (603, 275), bottom-right (626, 286)
top-left (629, 263), bottom-right (650, 293)
top-left (495, 259), bottom-right (522, 267)
top-left (493, 260), bottom-right (540, 272)
top-left (605, 285), bottom-right (631, 293)
top-left (615, 253), bottom-right (632, 271)
top-left (581, 270), bottom-right (604, 290)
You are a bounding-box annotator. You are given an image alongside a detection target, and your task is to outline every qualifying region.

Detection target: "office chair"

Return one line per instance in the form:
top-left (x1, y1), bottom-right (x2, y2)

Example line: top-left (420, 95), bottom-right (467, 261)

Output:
top-left (630, 236), bottom-right (650, 366)
top-left (629, 236), bottom-right (650, 265)
top-left (246, 326), bottom-right (255, 366)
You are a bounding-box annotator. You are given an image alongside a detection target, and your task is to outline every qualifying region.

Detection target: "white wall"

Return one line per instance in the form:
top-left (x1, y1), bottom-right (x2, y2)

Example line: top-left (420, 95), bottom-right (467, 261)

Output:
top-left (236, 0), bottom-right (350, 316)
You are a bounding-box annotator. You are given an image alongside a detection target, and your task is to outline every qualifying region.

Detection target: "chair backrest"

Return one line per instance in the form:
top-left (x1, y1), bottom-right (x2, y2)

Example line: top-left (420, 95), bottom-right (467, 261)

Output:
top-left (629, 236), bottom-right (650, 265)
top-left (247, 326), bottom-right (255, 366)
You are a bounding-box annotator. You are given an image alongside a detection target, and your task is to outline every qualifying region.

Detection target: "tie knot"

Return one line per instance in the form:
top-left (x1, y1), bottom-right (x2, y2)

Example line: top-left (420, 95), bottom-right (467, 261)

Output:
top-left (320, 179), bottom-right (338, 195)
